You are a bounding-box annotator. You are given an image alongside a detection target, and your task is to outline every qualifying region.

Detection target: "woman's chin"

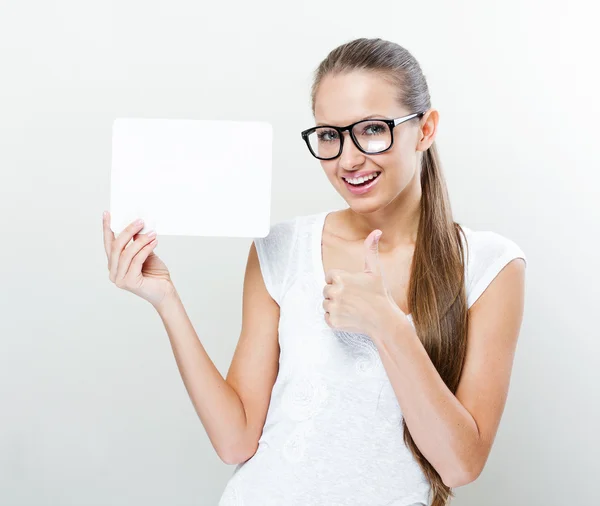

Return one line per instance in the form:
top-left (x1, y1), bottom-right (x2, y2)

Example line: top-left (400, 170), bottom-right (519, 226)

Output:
top-left (344, 198), bottom-right (385, 215)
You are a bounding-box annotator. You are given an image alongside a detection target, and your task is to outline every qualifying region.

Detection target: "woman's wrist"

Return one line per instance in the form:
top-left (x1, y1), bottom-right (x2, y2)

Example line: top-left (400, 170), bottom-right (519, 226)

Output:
top-left (372, 304), bottom-right (413, 346)
top-left (153, 285), bottom-right (181, 315)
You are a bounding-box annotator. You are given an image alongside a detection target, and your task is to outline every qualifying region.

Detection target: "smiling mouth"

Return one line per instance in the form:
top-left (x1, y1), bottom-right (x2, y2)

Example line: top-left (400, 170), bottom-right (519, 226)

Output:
top-left (342, 171), bottom-right (381, 187)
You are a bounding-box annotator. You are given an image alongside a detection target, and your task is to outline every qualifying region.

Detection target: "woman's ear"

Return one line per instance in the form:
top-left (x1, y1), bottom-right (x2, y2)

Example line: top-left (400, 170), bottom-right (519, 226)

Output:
top-left (417, 109), bottom-right (439, 152)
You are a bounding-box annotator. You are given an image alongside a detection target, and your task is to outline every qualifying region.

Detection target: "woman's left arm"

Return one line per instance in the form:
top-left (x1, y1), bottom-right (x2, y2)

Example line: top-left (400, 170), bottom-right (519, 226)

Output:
top-left (372, 258), bottom-right (526, 489)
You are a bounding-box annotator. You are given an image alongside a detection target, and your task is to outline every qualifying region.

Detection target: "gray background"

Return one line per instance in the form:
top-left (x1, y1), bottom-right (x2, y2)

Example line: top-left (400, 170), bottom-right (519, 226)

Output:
top-left (1, 0), bottom-right (598, 505)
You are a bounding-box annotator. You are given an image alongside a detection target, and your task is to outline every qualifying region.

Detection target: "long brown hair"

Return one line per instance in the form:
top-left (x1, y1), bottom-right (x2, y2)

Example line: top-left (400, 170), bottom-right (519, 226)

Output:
top-left (311, 38), bottom-right (469, 506)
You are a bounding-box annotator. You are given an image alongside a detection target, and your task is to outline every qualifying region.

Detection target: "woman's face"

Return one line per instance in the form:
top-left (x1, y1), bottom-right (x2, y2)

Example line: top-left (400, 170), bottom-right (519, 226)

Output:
top-left (313, 71), bottom-right (432, 214)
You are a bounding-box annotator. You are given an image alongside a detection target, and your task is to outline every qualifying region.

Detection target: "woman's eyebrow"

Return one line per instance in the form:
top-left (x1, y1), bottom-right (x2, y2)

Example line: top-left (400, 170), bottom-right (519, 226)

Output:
top-left (316, 114), bottom-right (391, 127)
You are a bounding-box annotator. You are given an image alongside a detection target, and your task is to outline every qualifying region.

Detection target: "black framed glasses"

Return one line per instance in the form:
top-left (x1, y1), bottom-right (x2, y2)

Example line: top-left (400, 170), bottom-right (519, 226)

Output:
top-left (301, 111), bottom-right (426, 160)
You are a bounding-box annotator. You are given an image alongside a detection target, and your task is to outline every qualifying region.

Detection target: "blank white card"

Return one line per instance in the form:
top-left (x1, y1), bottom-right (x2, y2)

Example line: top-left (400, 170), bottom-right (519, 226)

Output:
top-left (110, 118), bottom-right (273, 238)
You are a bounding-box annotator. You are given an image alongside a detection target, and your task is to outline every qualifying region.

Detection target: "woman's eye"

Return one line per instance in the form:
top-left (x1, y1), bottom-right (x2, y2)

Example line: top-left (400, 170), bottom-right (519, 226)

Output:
top-left (318, 130), bottom-right (338, 142)
top-left (363, 123), bottom-right (385, 135)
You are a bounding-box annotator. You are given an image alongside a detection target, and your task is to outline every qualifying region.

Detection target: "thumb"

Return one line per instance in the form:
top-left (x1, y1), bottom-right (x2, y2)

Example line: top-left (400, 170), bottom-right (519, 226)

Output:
top-left (364, 230), bottom-right (382, 275)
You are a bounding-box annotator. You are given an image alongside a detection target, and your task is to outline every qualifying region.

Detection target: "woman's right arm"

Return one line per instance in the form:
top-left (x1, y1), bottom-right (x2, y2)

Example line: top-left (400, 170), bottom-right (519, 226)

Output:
top-left (155, 241), bottom-right (280, 465)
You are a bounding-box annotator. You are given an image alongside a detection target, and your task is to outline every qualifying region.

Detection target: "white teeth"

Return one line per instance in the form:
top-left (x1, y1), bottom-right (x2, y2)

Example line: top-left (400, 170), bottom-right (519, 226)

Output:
top-left (343, 172), bottom-right (380, 185)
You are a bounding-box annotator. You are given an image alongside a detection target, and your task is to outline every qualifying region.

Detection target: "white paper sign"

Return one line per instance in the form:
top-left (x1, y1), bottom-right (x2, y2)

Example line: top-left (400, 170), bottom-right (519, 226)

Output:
top-left (110, 118), bottom-right (272, 238)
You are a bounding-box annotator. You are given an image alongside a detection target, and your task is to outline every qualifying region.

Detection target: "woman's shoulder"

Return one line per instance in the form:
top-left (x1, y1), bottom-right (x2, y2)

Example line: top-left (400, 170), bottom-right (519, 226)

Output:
top-left (252, 211), bottom-right (328, 305)
top-left (457, 223), bottom-right (527, 309)
top-left (458, 223), bottom-right (527, 265)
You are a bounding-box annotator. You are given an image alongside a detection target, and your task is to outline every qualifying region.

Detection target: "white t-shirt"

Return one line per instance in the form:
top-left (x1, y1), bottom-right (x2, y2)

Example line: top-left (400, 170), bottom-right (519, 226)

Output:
top-left (218, 209), bottom-right (527, 506)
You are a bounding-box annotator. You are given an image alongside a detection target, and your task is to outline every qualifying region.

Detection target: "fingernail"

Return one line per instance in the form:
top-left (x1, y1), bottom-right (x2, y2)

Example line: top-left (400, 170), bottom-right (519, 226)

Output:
top-left (135, 218), bottom-right (144, 226)
top-left (147, 230), bottom-right (156, 239)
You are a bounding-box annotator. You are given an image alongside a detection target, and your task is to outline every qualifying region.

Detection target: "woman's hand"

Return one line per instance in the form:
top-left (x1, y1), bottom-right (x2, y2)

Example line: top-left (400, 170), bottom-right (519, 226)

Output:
top-left (103, 211), bottom-right (175, 309)
top-left (323, 230), bottom-right (406, 338)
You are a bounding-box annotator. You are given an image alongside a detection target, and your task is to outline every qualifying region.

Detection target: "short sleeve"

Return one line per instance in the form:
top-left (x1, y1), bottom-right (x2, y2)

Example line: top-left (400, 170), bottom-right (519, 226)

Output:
top-left (464, 229), bottom-right (527, 309)
top-left (253, 217), bottom-right (298, 306)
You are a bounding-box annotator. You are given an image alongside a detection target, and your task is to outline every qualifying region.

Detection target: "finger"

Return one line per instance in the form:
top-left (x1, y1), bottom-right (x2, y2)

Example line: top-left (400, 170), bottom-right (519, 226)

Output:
top-left (323, 284), bottom-right (339, 301)
top-left (324, 310), bottom-right (333, 328)
top-left (128, 236), bottom-right (158, 281)
top-left (109, 218), bottom-right (145, 282)
top-left (115, 218), bottom-right (145, 246)
top-left (115, 231), bottom-right (157, 285)
top-left (364, 230), bottom-right (382, 275)
top-left (325, 268), bottom-right (344, 285)
top-left (103, 211), bottom-right (115, 261)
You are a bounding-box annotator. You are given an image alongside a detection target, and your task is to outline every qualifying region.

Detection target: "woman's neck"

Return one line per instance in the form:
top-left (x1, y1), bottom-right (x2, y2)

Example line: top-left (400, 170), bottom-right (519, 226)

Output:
top-left (341, 194), bottom-right (421, 253)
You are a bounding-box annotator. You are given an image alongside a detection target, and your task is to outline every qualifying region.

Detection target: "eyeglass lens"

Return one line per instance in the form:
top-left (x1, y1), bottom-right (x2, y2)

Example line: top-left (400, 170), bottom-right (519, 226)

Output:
top-left (307, 120), bottom-right (392, 159)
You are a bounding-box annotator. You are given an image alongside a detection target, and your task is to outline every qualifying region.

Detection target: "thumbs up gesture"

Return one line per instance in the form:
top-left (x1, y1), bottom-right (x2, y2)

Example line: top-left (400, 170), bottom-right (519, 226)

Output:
top-left (323, 230), bottom-right (406, 339)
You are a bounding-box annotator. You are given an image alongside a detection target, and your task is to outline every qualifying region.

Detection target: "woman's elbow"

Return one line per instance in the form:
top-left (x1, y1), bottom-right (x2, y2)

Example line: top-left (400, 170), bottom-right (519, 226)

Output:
top-left (218, 441), bottom-right (258, 466)
top-left (442, 459), bottom-right (484, 488)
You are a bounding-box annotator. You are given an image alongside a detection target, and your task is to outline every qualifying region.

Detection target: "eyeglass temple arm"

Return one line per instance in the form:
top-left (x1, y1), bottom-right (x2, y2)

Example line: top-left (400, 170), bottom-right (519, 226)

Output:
top-left (394, 112), bottom-right (425, 126)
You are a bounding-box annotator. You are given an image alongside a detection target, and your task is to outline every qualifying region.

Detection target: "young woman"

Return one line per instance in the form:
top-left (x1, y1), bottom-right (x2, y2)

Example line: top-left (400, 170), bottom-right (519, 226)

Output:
top-left (102, 38), bottom-right (527, 506)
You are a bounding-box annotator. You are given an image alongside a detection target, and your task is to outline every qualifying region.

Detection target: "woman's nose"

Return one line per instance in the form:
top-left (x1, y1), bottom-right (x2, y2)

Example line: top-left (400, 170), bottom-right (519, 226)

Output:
top-left (339, 131), bottom-right (365, 168)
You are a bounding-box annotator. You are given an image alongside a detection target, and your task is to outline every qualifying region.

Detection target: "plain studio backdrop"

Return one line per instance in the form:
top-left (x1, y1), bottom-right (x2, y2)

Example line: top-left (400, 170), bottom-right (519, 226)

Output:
top-left (1, 1), bottom-right (598, 505)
